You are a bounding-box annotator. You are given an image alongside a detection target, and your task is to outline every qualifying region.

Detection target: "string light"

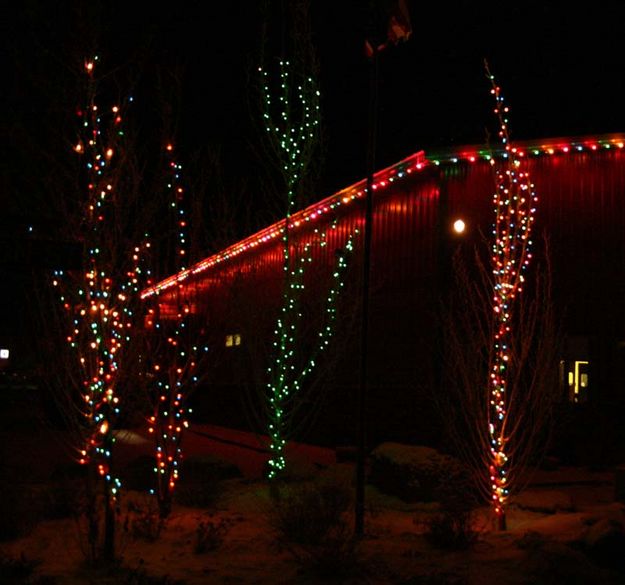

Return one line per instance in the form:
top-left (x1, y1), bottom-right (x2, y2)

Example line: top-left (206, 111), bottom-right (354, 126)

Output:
top-left (52, 57), bottom-right (145, 501)
top-left (485, 68), bottom-right (537, 526)
top-left (265, 227), bottom-right (355, 478)
top-left (258, 58), bottom-right (359, 479)
top-left (138, 125), bottom-right (622, 483)
top-left (141, 133), bottom-right (623, 300)
top-left (144, 143), bottom-right (206, 513)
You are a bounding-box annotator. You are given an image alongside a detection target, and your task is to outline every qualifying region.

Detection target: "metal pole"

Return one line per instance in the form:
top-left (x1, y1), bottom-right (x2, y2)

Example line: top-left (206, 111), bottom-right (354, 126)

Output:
top-left (355, 44), bottom-right (379, 537)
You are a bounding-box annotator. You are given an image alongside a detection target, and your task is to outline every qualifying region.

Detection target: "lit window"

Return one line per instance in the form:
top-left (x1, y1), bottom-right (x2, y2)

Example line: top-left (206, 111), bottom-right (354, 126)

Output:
top-left (225, 334), bottom-right (242, 348)
top-left (561, 359), bottom-right (589, 403)
top-left (0, 349), bottom-right (9, 360)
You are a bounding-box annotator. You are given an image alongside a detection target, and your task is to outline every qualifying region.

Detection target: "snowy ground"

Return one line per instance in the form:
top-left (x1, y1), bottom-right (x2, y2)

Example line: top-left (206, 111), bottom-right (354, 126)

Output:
top-left (2, 418), bottom-right (625, 584)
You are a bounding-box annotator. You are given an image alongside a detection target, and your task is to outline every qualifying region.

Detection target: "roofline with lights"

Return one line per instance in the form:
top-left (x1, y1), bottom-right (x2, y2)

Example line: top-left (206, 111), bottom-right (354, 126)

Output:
top-left (141, 133), bottom-right (625, 300)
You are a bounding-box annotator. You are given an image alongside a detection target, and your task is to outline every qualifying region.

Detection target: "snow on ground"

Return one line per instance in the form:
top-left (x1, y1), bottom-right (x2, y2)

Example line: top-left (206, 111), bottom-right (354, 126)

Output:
top-left (2, 421), bottom-right (625, 584)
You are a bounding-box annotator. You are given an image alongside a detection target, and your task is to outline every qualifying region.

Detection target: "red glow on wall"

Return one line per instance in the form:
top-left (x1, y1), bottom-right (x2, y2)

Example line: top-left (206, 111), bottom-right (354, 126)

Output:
top-left (141, 134), bottom-right (625, 301)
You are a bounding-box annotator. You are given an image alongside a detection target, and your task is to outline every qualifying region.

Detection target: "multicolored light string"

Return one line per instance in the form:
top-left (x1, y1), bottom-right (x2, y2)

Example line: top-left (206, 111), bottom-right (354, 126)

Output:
top-left (486, 70), bottom-right (537, 526)
top-left (145, 143), bottom-right (207, 515)
top-left (53, 57), bottom-right (146, 498)
top-left (141, 133), bottom-right (624, 301)
top-left (165, 143), bottom-right (188, 270)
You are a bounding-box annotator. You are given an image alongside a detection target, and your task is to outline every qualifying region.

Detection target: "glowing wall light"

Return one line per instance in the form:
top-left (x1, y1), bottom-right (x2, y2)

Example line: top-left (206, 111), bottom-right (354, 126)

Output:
top-left (453, 218), bottom-right (466, 234)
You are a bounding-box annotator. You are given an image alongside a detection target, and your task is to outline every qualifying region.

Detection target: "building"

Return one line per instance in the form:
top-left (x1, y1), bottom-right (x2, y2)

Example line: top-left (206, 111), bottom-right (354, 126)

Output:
top-left (141, 134), bottom-right (625, 449)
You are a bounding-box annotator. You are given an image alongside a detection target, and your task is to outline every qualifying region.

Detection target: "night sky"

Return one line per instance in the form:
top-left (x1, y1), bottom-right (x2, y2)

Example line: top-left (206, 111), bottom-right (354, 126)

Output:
top-left (1, 0), bottom-right (624, 367)
top-left (3, 1), bottom-right (625, 211)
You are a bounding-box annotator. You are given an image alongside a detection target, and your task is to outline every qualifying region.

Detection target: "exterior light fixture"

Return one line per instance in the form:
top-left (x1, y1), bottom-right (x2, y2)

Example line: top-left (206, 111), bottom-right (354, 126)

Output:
top-left (453, 219), bottom-right (466, 234)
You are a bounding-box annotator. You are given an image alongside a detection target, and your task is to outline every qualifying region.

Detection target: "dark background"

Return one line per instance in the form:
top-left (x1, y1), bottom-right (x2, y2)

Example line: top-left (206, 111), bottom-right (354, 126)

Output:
top-left (1, 0), bottom-right (624, 371)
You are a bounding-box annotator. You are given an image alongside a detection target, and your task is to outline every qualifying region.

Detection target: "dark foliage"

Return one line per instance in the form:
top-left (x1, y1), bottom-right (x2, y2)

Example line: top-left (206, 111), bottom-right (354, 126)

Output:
top-left (269, 478), bottom-right (358, 578)
top-left (124, 499), bottom-right (165, 542)
top-left (269, 479), bottom-right (350, 546)
top-left (422, 470), bottom-right (481, 550)
top-left (193, 514), bottom-right (230, 554)
top-left (369, 444), bottom-right (474, 504)
top-left (0, 553), bottom-right (56, 585)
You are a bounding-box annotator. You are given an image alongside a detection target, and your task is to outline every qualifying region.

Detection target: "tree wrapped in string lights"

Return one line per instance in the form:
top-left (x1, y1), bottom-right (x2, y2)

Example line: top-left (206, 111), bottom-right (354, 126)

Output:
top-left (440, 68), bottom-right (559, 533)
top-left (143, 142), bottom-right (208, 518)
top-left (259, 54), bottom-right (356, 479)
top-left (51, 56), bottom-right (147, 560)
top-left (485, 69), bottom-right (538, 529)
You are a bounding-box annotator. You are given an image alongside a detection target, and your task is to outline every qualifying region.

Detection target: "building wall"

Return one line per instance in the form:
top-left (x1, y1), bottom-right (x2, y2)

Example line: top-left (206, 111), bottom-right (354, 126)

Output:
top-left (145, 140), bottom-right (625, 445)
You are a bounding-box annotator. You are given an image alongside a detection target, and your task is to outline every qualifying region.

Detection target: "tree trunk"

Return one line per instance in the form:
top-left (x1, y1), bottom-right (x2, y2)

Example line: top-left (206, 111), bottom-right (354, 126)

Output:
top-left (87, 463), bottom-right (99, 564)
top-left (158, 491), bottom-right (172, 520)
top-left (103, 485), bottom-right (115, 562)
top-left (498, 510), bottom-right (507, 531)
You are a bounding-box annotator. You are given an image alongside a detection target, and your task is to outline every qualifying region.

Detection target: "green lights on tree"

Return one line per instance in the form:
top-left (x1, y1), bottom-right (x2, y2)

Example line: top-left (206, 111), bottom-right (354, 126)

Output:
top-left (260, 59), bottom-right (354, 479)
top-left (265, 227), bottom-right (355, 478)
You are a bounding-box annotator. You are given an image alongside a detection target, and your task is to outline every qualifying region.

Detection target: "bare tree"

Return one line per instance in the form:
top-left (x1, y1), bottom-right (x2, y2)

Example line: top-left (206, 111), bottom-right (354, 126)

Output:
top-left (441, 239), bottom-right (559, 523)
top-left (440, 66), bottom-right (560, 530)
top-left (257, 0), bottom-right (357, 479)
top-left (49, 56), bottom-right (149, 561)
top-left (141, 140), bottom-right (212, 519)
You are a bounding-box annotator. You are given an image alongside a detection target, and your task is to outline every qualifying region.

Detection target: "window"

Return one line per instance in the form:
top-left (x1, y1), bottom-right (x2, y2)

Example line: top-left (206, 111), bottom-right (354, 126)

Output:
top-left (560, 336), bottom-right (590, 403)
top-left (225, 334), bottom-right (242, 348)
top-left (560, 359), bottom-right (589, 403)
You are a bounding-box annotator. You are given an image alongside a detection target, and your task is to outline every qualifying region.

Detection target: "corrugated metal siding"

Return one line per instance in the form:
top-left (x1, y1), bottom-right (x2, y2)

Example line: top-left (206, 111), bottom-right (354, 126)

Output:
top-left (443, 149), bottom-right (625, 335)
top-left (147, 145), bottom-right (625, 441)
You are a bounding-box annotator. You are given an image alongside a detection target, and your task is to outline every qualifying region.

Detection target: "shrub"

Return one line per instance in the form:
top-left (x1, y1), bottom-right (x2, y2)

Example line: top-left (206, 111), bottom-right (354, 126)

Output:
top-left (424, 509), bottom-right (479, 551)
top-left (124, 499), bottom-right (165, 542)
top-left (422, 470), bottom-right (481, 550)
top-left (369, 443), bottom-right (473, 503)
top-left (269, 480), bottom-right (350, 546)
top-left (193, 514), bottom-right (230, 554)
top-left (269, 479), bottom-right (357, 577)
